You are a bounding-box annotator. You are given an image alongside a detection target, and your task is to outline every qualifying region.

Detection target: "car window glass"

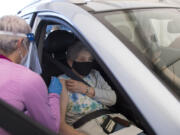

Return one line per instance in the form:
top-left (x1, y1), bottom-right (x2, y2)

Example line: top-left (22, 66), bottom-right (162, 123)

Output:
top-left (95, 8), bottom-right (180, 98)
top-left (103, 12), bottom-right (144, 51)
top-left (46, 24), bottom-right (72, 38)
top-left (23, 14), bottom-right (33, 25)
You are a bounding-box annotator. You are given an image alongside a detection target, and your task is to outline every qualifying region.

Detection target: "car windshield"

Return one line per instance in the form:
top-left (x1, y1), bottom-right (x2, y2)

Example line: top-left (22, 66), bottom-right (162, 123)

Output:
top-left (95, 8), bottom-right (180, 98)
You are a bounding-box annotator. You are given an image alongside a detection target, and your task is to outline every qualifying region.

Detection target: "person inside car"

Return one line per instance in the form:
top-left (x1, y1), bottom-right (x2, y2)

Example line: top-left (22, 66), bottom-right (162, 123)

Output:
top-left (0, 15), bottom-right (62, 134)
top-left (59, 42), bottom-right (126, 135)
top-left (59, 42), bottom-right (146, 135)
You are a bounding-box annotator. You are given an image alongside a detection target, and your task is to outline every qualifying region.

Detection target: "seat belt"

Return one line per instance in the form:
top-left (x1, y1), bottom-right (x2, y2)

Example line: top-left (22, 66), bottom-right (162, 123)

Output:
top-left (49, 57), bottom-right (115, 129)
top-left (73, 109), bottom-right (131, 129)
top-left (73, 109), bottom-right (112, 129)
top-left (49, 56), bottom-right (90, 86)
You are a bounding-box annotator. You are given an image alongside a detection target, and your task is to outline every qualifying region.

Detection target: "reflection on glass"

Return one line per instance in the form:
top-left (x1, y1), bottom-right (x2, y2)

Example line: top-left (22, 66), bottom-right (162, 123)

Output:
top-left (98, 9), bottom-right (180, 97)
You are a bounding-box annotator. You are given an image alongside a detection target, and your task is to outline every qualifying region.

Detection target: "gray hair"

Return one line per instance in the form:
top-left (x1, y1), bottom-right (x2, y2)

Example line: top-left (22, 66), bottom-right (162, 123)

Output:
top-left (67, 42), bottom-right (89, 61)
top-left (0, 15), bottom-right (31, 55)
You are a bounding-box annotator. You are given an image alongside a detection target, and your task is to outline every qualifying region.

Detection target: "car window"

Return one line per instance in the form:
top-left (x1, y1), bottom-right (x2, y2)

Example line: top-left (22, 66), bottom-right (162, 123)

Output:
top-left (35, 17), bottom-right (152, 134)
top-left (95, 8), bottom-right (180, 98)
top-left (151, 19), bottom-right (180, 47)
top-left (46, 24), bottom-right (72, 37)
top-left (22, 14), bottom-right (34, 27)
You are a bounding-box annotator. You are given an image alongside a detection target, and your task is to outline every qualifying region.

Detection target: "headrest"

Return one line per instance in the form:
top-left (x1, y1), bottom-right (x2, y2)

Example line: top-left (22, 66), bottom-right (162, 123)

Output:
top-left (134, 25), bottom-right (157, 43)
top-left (168, 20), bottom-right (180, 33)
top-left (44, 30), bottom-right (77, 53)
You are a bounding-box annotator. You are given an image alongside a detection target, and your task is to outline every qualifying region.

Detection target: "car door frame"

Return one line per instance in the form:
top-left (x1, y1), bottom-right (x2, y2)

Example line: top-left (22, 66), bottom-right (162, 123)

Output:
top-left (34, 11), bottom-right (157, 135)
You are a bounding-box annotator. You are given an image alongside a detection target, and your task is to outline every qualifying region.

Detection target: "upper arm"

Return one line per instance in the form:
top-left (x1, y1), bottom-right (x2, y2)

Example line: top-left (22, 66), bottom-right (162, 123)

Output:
top-left (60, 79), bottom-right (69, 123)
top-left (94, 70), bottom-right (113, 90)
top-left (93, 70), bottom-right (117, 105)
top-left (58, 75), bottom-right (70, 121)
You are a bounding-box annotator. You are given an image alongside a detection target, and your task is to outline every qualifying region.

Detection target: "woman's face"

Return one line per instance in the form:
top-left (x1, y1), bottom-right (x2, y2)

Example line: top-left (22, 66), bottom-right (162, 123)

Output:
top-left (75, 50), bottom-right (93, 62)
top-left (69, 50), bottom-right (94, 77)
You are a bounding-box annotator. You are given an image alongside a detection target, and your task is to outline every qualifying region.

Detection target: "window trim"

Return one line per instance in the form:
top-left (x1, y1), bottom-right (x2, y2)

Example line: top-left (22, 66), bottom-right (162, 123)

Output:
top-left (22, 13), bottom-right (37, 27)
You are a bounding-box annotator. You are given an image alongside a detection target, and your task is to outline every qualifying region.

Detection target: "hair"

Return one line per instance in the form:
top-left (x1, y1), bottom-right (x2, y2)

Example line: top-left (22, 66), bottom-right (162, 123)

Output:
top-left (0, 15), bottom-right (31, 55)
top-left (67, 41), bottom-right (89, 61)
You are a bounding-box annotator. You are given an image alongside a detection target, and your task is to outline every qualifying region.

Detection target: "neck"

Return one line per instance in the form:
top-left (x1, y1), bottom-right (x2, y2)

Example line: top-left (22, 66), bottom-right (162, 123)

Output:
top-left (1, 50), bottom-right (20, 64)
top-left (8, 53), bottom-right (20, 63)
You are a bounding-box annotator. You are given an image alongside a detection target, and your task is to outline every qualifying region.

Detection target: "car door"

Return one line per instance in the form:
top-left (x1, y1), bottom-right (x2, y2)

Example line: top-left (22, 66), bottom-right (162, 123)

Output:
top-left (31, 11), bottom-right (157, 135)
top-left (33, 8), bottom-right (180, 135)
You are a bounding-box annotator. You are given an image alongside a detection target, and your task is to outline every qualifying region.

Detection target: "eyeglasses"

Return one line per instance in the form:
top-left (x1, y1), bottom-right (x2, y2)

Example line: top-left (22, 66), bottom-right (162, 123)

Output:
top-left (0, 31), bottom-right (35, 42)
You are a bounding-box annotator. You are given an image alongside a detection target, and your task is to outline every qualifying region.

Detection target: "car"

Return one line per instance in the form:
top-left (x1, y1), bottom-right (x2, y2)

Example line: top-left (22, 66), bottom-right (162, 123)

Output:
top-left (164, 0), bottom-right (180, 4)
top-left (3, 0), bottom-right (179, 134)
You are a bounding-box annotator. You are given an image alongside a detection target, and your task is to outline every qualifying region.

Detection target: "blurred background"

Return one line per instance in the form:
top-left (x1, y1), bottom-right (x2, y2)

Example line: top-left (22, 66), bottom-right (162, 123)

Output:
top-left (0, 0), bottom-right (180, 17)
top-left (0, 0), bottom-right (37, 17)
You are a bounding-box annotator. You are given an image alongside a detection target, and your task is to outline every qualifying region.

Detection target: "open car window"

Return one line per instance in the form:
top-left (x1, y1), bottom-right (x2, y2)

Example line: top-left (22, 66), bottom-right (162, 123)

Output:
top-left (37, 19), bottom-right (148, 133)
top-left (46, 24), bottom-right (72, 37)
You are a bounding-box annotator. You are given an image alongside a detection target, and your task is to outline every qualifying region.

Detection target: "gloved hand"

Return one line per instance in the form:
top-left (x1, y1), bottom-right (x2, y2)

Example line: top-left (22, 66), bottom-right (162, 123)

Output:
top-left (48, 76), bottom-right (62, 95)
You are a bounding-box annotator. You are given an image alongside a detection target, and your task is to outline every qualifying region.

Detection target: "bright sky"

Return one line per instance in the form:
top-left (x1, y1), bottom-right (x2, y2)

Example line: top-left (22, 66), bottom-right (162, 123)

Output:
top-left (0, 0), bottom-right (35, 17)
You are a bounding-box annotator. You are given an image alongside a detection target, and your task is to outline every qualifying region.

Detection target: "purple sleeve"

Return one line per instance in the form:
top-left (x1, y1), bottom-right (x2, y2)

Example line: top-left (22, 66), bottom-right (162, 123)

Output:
top-left (23, 73), bottom-right (60, 133)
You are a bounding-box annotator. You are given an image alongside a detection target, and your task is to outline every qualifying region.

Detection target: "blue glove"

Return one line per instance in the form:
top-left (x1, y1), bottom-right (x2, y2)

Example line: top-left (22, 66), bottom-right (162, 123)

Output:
top-left (48, 77), bottom-right (62, 95)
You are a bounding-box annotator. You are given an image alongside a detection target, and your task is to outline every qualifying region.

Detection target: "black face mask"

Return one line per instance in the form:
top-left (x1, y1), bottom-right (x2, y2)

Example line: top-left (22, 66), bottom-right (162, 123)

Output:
top-left (72, 61), bottom-right (93, 76)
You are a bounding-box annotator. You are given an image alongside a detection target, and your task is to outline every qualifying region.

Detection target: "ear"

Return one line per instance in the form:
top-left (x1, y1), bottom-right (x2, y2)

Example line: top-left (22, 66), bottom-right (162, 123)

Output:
top-left (16, 38), bottom-right (24, 48)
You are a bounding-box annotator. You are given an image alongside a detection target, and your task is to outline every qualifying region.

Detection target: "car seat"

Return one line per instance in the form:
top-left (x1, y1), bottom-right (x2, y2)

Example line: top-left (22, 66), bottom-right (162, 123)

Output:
top-left (41, 30), bottom-right (77, 85)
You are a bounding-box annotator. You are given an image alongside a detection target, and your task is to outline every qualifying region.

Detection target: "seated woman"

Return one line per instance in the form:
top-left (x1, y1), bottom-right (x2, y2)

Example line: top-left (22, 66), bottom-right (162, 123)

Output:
top-left (59, 42), bottom-right (143, 135)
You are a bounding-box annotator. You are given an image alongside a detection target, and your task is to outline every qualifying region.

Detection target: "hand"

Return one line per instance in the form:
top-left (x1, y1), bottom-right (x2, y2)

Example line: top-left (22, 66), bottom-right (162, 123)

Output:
top-left (48, 76), bottom-right (62, 95)
top-left (65, 79), bottom-right (87, 94)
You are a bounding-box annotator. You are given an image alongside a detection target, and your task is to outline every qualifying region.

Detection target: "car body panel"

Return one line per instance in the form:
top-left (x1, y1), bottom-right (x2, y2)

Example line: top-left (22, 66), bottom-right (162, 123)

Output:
top-left (60, 10), bottom-right (180, 135)
top-left (85, 0), bottom-right (179, 11)
top-left (18, 0), bottom-right (180, 16)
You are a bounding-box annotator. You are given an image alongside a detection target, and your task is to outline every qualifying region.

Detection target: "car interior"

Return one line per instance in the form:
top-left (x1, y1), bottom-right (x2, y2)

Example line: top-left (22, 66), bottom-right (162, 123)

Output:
top-left (35, 21), bottom-right (147, 132)
top-left (41, 29), bottom-right (77, 85)
top-left (112, 15), bottom-right (180, 96)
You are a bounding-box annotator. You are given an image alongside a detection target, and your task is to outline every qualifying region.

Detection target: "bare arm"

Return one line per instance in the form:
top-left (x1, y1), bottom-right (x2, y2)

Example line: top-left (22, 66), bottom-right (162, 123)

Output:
top-left (59, 79), bottom-right (87, 135)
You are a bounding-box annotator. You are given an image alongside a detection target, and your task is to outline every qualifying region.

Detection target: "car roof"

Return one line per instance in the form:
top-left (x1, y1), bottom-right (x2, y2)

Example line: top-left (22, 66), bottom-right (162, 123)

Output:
top-left (18, 0), bottom-right (180, 16)
top-left (83, 0), bottom-right (180, 12)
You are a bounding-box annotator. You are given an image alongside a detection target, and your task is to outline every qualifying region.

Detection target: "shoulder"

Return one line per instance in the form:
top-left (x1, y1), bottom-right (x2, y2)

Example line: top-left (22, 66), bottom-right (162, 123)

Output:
top-left (58, 74), bottom-right (70, 80)
top-left (16, 65), bottom-right (47, 93)
top-left (22, 66), bottom-right (44, 83)
top-left (89, 69), bottom-right (102, 78)
top-left (0, 61), bottom-right (47, 96)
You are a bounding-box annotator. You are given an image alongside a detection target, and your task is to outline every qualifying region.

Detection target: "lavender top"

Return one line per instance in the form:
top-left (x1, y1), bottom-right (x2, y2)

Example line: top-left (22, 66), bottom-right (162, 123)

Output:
top-left (0, 57), bottom-right (60, 134)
